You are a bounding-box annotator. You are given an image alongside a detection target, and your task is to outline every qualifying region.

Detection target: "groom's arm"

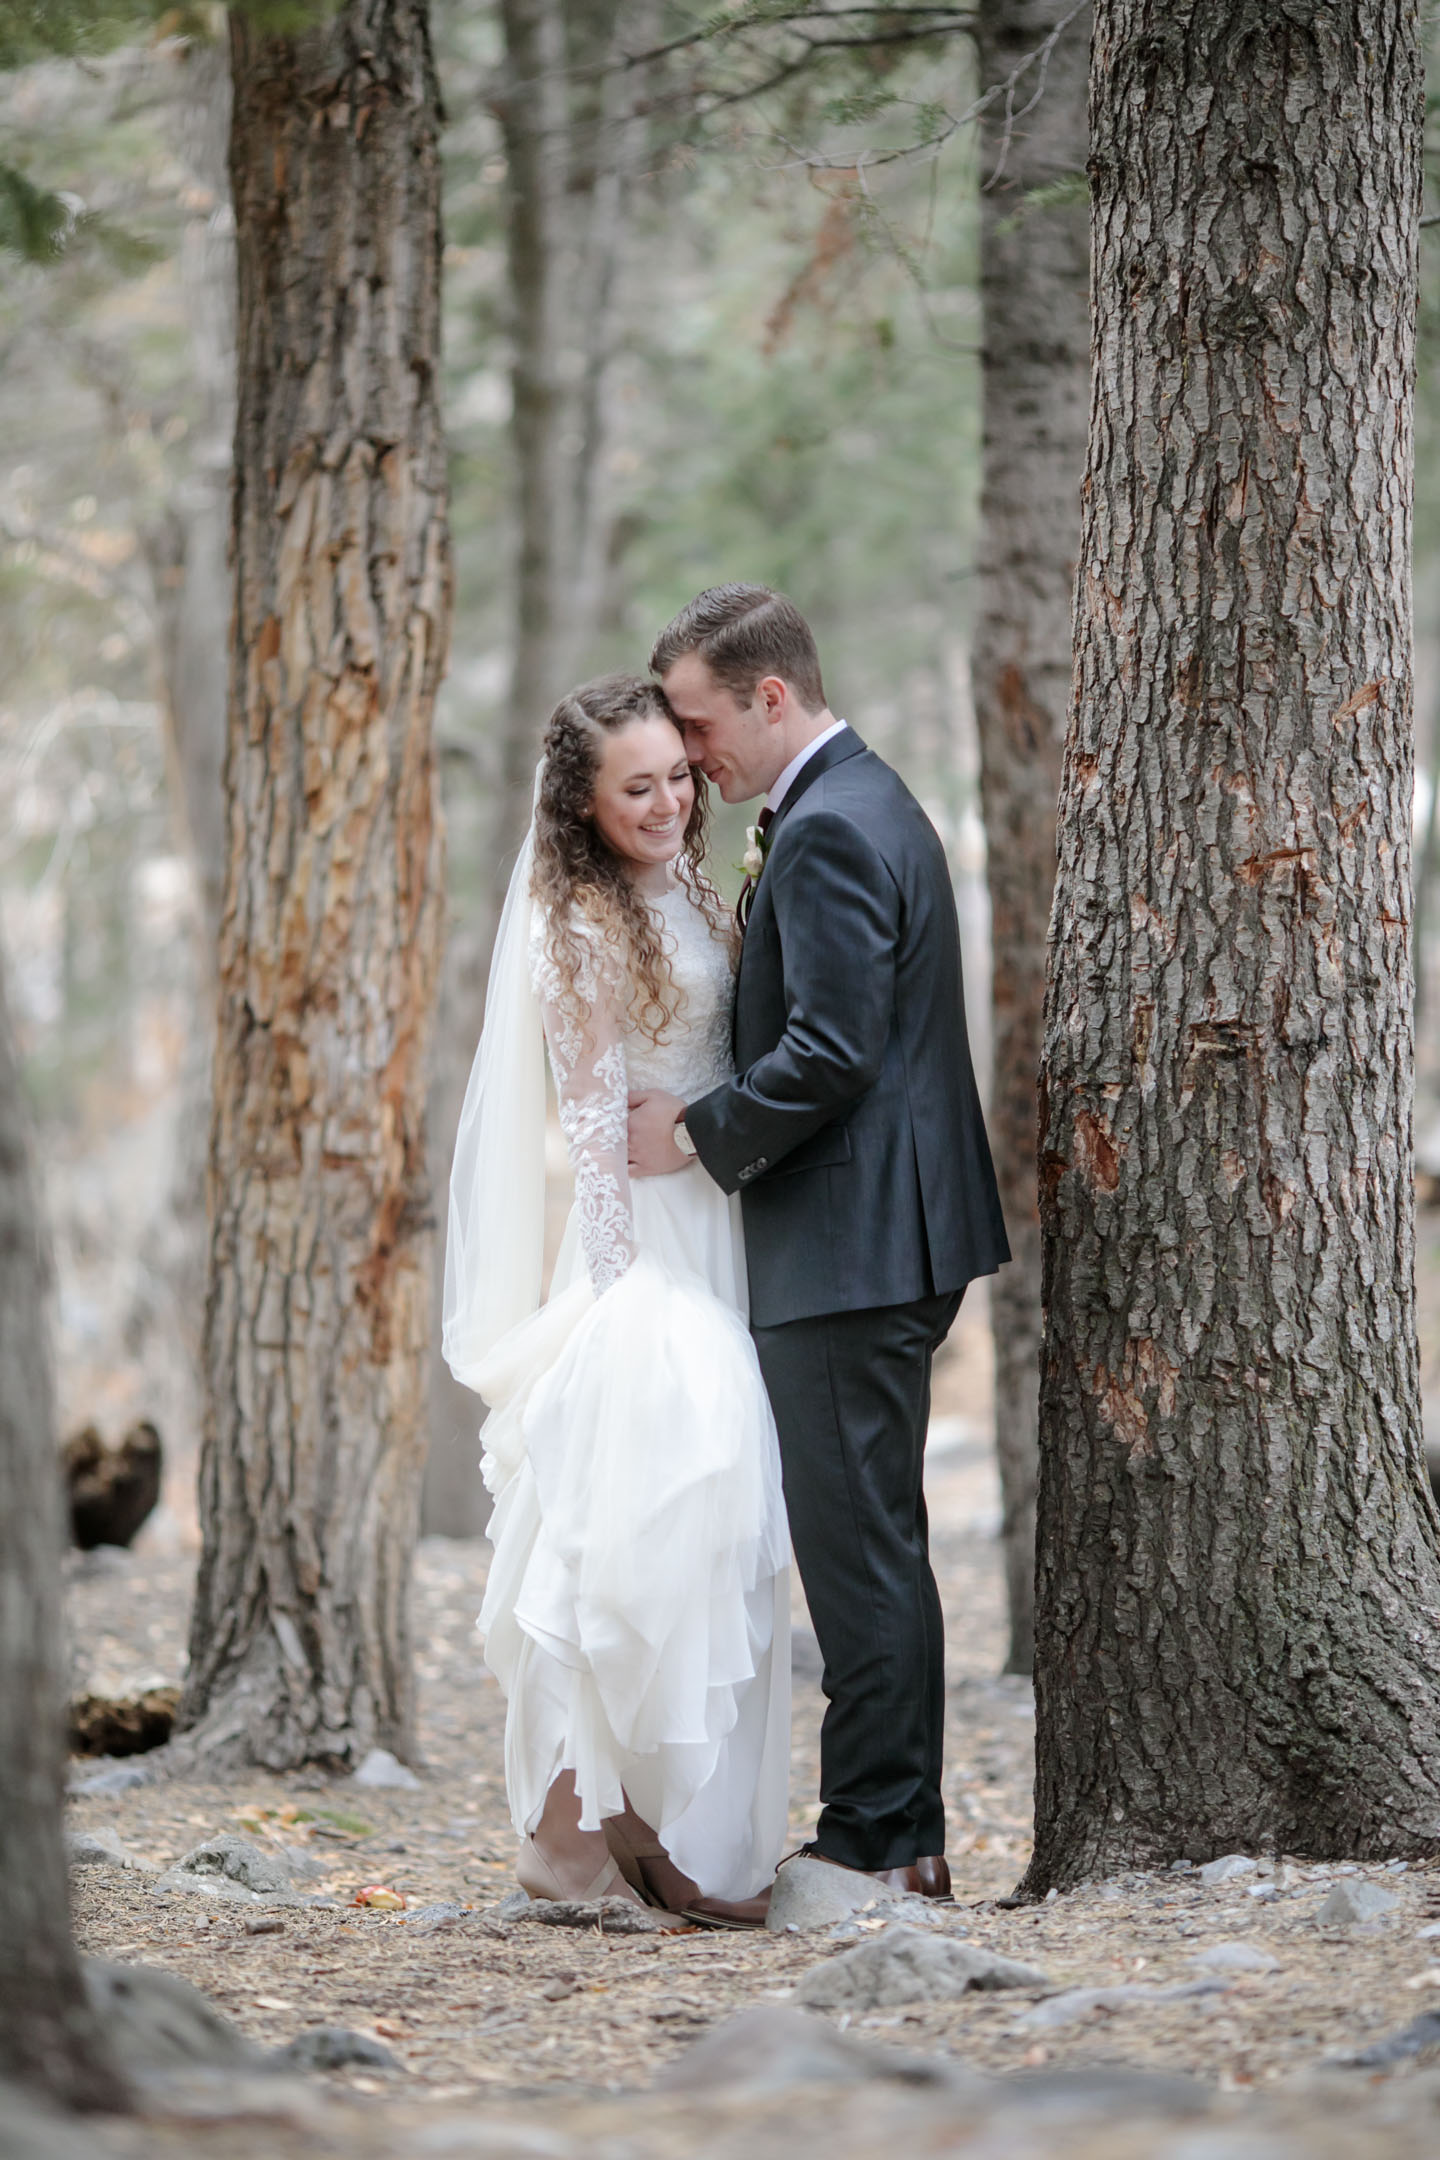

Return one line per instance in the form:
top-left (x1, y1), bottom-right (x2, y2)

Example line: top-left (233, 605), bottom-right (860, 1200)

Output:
top-left (681, 809), bottom-right (899, 1194)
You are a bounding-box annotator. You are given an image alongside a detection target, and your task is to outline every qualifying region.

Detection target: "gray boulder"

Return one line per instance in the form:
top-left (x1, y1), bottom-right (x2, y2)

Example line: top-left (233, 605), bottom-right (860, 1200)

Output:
top-left (66, 1826), bottom-right (148, 1872)
top-left (1329, 2010), bottom-right (1440, 2069)
top-left (1016, 1979), bottom-right (1227, 2031)
top-left (1189, 1939), bottom-right (1280, 1973)
top-left (153, 1833), bottom-right (307, 1907)
top-left (1316, 1878), bottom-right (1399, 1927)
top-left (766, 1855), bottom-right (907, 1933)
top-left (1198, 1854), bottom-right (1257, 1886)
top-left (656, 2003), bottom-right (976, 2097)
top-left (795, 1924), bottom-right (1049, 2011)
top-left (82, 1959), bottom-right (267, 2072)
top-left (274, 2028), bottom-right (400, 2073)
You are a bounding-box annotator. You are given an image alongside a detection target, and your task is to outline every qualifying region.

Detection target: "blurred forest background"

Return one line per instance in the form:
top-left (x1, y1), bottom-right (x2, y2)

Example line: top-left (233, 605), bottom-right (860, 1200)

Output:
top-left (6, 0), bottom-right (1440, 1550)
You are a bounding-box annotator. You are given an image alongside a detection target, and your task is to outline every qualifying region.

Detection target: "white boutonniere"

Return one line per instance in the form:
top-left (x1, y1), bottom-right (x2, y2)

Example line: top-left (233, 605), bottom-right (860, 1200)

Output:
top-left (741, 824), bottom-right (766, 878)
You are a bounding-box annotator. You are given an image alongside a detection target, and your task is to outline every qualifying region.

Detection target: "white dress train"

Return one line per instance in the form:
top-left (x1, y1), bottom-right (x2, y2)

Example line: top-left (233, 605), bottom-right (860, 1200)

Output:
top-left (468, 879), bottom-right (791, 1903)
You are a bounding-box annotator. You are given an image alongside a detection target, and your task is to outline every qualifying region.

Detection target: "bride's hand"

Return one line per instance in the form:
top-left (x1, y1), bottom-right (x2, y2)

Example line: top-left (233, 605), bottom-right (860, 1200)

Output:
top-left (628, 1089), bottom-right (689, 1176)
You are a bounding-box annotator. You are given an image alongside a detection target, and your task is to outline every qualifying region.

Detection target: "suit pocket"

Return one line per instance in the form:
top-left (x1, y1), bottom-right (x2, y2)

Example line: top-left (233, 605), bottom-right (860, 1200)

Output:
top-left (767, 1123), bottom-right (853, 1178)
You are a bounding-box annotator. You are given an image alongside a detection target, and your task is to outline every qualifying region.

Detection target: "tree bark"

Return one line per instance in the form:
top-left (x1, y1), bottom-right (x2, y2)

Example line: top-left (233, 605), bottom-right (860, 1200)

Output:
top-left (177, 0), bottom-right (450, 1771)
top-left (1023, 0), bottom-right (1440, 1892)
top-left (972, 0), bottom-right (1090, 1677)
top-left (0, 945), bottom-right (128, 2112)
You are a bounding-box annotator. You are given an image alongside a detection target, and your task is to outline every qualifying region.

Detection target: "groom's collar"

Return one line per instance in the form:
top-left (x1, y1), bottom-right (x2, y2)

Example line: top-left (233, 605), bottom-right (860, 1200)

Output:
top-left (766, 723), bottom-right (865, 826)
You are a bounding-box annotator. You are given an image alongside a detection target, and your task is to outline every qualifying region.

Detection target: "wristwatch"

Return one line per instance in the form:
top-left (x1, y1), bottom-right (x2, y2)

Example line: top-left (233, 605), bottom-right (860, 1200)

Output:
top-left (674, 1114), bottom-right (698, 1161)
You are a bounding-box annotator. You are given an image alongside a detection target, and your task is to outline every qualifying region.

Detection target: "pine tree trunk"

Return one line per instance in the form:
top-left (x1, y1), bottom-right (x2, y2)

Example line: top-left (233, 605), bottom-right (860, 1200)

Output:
top-left (972, 0), bottom-right (1090, 1677)
top-left (1024, 0), bottom-right (1440, 1892)
top-left (177, 0), bottom-right (450, 1772)
top-left (0, 949), bottom-right (127, 2111)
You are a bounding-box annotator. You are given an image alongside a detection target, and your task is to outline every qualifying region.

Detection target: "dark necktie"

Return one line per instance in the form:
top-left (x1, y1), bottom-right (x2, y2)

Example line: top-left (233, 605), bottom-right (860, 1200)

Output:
top-left (736, 805), bottom-right (774, 935)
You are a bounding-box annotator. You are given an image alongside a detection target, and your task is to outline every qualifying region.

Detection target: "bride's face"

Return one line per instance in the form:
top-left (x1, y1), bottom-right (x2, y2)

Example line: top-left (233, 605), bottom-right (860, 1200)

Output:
top-left (589, 717), bottom-right (696, 872)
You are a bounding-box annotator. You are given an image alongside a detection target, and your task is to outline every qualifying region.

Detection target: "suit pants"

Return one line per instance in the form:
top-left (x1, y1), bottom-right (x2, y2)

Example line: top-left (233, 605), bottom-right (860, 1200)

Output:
top-left (752, 1288), bottom-right (963, 1873)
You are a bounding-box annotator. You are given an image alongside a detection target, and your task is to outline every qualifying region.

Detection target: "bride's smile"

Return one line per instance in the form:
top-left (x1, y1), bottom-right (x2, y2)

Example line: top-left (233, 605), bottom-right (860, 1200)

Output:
top-left (587, 715), bottom-right (697, 885)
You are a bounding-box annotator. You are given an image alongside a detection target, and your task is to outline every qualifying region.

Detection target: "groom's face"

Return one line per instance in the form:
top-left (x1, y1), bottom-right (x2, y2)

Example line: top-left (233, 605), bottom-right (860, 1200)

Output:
top-left (660, 653), bottom-right (783, 804)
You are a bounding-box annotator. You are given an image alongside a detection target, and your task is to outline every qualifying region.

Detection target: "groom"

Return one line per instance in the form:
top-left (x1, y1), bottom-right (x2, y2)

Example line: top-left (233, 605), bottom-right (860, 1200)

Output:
top-left (629, 585), bottom-right (1009, 1897)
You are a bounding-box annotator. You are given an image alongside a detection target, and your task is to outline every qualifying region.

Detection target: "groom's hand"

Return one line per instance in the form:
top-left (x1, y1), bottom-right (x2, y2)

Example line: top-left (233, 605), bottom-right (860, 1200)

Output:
top-left (628, 1089), bottom-right (689, 1176)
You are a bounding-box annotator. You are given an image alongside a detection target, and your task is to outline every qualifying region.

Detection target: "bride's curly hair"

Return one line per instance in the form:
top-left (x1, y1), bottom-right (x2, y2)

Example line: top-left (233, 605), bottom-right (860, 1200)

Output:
top-left (532, 673), bottom-right (731, 1046)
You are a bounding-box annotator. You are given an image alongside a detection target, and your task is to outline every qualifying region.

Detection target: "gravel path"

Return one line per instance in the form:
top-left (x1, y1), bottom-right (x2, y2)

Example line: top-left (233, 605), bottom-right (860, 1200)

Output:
top-left (53, 1421), bottom-right (1440, 2153)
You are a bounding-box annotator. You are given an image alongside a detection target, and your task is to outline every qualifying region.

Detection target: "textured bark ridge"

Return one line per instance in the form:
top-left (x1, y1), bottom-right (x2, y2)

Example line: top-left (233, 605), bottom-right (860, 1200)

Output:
top-left (1026, 0), bottom-right (1440, 1890)
top-left (179, 0), bottom-right (450, 1771)
top-left (0, 952), bottom-right (127, 2109)
top-left (972, 0), bottom-right (1091, 1676)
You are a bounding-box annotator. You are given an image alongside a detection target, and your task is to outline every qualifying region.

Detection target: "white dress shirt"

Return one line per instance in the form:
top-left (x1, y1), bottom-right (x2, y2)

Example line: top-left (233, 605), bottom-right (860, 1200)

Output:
top-left (765, 719), bottom-right (849, 817)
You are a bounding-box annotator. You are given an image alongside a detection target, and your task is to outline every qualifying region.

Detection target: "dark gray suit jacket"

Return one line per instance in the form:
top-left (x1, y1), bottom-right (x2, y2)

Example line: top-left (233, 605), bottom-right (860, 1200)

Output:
top-left (684, 729), bottom-right (1009, 1328)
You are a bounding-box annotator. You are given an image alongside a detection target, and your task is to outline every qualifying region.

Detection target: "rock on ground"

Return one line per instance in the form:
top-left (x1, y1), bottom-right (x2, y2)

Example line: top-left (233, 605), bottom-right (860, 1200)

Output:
top-left (655, 2004), bottom-right (974, 2096)
top-left (1190, 1940), bottom-right (1280, 1974)
top-left (351, 1748), bottom-right (422, 1790)
top-left (1016, 1979), bottom-right (1229, 2032)
top-left (794, 1924), bottom-right (1049, 2010)
top-left (766, 1857), bottom-right (907, 1933)
top-left (82, 1958), bottom-right (268, 2071)
top-left (1329, 2011), bottom-right (1440, 2069)
top-left (1316, 1880), bottom-right (1400, 1927)
top-left (274, 2029), bottom-right (400, 2073)
top-left (152, 1833), bottom-right (309, 1907)
top-left (66, 1826), bottom-right (149, 1872)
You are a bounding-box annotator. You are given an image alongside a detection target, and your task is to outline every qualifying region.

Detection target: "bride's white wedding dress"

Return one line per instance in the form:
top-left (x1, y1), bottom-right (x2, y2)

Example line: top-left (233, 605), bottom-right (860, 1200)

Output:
top-left (459, 878), bottom-right (791, 1902)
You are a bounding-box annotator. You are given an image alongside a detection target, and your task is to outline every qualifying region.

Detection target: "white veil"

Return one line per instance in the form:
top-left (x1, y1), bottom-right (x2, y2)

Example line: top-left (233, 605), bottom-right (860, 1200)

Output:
top-left (441, 782), bottom-right (548, 1393)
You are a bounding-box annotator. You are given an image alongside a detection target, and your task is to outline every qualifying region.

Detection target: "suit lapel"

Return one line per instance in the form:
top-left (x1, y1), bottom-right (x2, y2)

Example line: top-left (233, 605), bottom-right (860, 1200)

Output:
top-left (735, 730), bottom-right (867, 1009)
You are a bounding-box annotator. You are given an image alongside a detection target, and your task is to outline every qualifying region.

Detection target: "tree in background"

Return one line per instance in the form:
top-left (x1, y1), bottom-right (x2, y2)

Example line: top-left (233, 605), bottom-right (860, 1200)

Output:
top-left (0, 940), bottom-right (126, 2112)
top-left (1026, 0), bottom-right (1440, 1889)
top-left (971, 0), bottom-right (1089, 1677)
top-left (177, 0), bottom-right (450, 1769)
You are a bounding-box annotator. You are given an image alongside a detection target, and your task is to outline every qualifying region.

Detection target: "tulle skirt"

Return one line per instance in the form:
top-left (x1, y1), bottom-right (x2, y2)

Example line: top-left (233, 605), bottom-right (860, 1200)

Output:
top-left (470, 1164), bottom-right (792, 1902)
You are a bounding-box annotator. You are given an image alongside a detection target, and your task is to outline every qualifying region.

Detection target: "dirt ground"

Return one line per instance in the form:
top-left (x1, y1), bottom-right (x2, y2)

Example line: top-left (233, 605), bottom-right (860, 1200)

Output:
top-left (52, 1321), bottom-right (1440, 2157)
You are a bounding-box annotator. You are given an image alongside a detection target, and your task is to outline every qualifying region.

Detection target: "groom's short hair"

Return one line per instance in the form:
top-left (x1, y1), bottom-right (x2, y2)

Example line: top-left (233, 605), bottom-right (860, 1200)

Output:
top-left (650, 585), bottom-right (826, 713)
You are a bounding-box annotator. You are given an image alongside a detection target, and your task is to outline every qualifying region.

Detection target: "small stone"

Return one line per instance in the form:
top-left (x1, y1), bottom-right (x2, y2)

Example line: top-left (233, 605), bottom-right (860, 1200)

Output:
top-left (656, 2003), bottom-right (976, 2097)
top-left (1328, 2010), bottom-right (1440, 2069)
top-left (1316, 1879), bottom-right (1399, 1927)
top-left (765, 1856), bottom-right (907, 1934)
top-left (244, 1916), bottom-right (286, 1937)
top-left (1190, 1940), bottom-right (1280, 1974)
top-left (69, 1759), bottom-right (152, 1796)
top-left (1016, 1980), bottom-right (1227, 2032)
top-left (153, 1833), bottom-right (305, 1907)
top-left (794, 1924), bottom-right (1049, 2011)
top-left (66, 1827), bottom-right (147, 1872)
top-left (1417, 1922), bottom-right (1440, 1940)
top-left (351, 1748), bottom-right (422, 1790)
top-left (273, 2027), bottom-right (400, 2073)
top-left (1199, 1855), bottom-right (1257, 1886)
top-left (404, 1902), bottom-right (470, 1933)
top-left (1246, 1884), bottom-right (1279, 1903)
top-left (541, 1974), bottom-right (578, 2001)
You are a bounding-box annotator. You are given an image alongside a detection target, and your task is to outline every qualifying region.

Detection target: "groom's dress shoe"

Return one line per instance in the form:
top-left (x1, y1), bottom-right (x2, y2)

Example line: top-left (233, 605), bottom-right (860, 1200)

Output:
top-left (916, 1854), bottom-right (951, 1900)
top-left (681, 1888), bottom-right (771, 1930)
top-left (872, 1857), bottom-right (951, 1899)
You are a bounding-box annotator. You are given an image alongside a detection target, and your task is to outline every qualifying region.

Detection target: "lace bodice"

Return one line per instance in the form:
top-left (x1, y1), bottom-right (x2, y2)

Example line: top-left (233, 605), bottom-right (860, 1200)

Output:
top-left (530, 881), bottom-right (736, 1295)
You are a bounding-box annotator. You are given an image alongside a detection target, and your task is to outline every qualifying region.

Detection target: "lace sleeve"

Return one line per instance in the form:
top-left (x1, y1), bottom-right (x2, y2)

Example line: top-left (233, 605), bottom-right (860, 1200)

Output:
top-left (531, 920), bottom-right (635, 1296)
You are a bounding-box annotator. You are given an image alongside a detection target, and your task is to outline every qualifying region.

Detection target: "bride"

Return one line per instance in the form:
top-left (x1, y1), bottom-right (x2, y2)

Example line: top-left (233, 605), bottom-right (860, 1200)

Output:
top-left (442, 673), bottom-right (791, 1927)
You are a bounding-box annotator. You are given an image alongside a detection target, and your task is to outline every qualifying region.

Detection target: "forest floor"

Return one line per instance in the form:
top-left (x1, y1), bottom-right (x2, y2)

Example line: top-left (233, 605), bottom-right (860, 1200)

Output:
top-left (50, 1322), bottom-right (1440, 2158)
